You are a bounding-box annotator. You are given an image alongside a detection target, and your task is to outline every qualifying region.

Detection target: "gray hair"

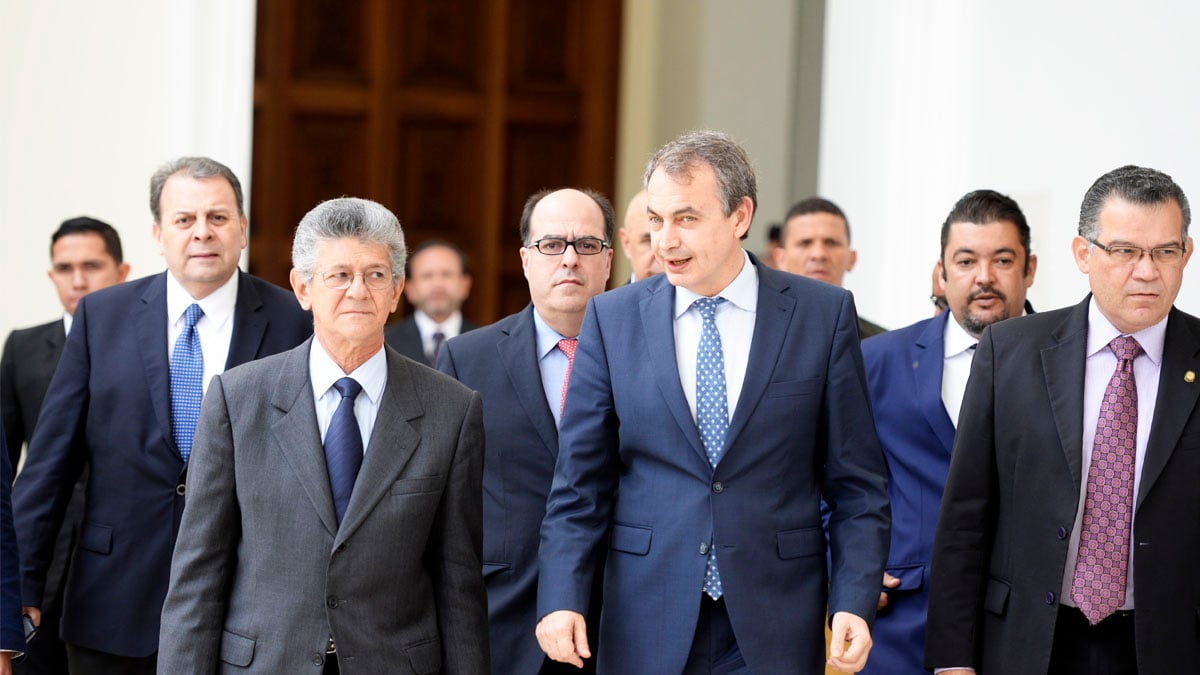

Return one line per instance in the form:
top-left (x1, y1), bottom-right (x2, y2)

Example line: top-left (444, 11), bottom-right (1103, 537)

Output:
top-left (1078, 165), bottom-right (1191, 241)
top-left (643, 130), bottom-right (758, 218)
top-left (292, 198), bottom-right (407, 282)
top-left (150, 156), bottom-right (244, 222)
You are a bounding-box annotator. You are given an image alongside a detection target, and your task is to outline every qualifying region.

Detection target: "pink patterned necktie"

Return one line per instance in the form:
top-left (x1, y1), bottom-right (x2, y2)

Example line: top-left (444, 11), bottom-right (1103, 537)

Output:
top-left (557, 338), bottom-right (578, 416)
top-left (1071, 335), bottom-right (1142, 624)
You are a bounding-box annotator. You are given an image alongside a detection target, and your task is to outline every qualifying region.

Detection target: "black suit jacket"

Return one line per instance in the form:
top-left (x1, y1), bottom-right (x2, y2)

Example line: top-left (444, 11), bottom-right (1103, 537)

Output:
top-left (927, 297), bottom-right (1200, 673)
top-left (385, 315), bottom-right (480, 365)
top-left (1, 319), bottom-right (65, 468)
top-left (12, 271), bottom-right (312, 658)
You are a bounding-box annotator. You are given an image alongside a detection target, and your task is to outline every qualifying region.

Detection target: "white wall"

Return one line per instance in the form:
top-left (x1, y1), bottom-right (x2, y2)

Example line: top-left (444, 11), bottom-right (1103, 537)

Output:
top-left (821, 1), bottom-right (1200, 329)
top-left (0, 0), bottom-right (256, 340)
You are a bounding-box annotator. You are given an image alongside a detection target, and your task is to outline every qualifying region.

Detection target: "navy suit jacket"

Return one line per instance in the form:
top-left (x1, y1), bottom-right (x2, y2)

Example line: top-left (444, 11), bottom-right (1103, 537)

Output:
top-left (438, 305), bottom-right (599, 675)
top-left (538, 256), bottom-right (891, 673)
top-left (386, 315), bottom-right (480, 365)
top-left (12, 271), bottom-right (311, 657)
top-left (1, 439), bottom-right (22, 656)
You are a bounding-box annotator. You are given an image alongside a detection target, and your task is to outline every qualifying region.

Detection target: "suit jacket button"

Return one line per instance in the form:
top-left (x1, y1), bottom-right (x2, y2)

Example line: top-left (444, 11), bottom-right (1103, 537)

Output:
top-left (1045, 592), bottom-right (1056, 605)
top-left (327, 595), bottom-right (339, 608)
top-left (711, 481), bottom-right (724, 494)
top-left (1056, 526), bottom-right (1068, 540)
top-left (312, 654), bottom-right (324, 666)
top-left (175, 484), bottom-right (186, 496)
top-left (336, 542), bottom-right (347, 552)
top-left (699, 542), bottom-right (710, 555)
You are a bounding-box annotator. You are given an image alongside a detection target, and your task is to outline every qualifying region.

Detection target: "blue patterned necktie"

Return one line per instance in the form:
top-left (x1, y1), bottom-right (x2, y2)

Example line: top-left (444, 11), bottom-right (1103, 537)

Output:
top-left (325, 377), bottom-right (364, 524)
top-left (170, 303), bottom-right (204, 462)
top-left (695, 296), bottom-right (727, 600)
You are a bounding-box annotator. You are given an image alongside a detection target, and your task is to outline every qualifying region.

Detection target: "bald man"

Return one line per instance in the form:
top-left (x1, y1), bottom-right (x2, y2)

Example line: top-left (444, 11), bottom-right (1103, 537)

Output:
top-left (617, 191), bottom-right (663, 284)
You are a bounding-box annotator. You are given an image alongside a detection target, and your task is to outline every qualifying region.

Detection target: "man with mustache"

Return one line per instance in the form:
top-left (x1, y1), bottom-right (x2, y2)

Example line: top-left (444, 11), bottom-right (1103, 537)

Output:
top-left (385, 240), bottom-right (479, 365)
top-left (438, 188), bottom-right (613, 674)
top-left (856, 189), bottom-right (1037, 673)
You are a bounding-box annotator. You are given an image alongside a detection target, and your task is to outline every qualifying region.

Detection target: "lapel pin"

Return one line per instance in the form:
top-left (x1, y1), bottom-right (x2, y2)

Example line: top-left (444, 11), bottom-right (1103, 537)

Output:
top-left (1186, 370), bottom-right (1196, 383)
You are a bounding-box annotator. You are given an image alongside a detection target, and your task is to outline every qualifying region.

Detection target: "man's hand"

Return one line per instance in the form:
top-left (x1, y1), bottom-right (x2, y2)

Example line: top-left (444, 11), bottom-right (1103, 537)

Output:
top-left (535, 610), bottom-right (590, 668)
top-left (1, 651), bottom-right (13, 675)
top-left (21, 607), bottom-right (39, 628)
top-left (878, 572), bottom-right (901, 610)
top-left (827, 611), bottom-right (872, 673)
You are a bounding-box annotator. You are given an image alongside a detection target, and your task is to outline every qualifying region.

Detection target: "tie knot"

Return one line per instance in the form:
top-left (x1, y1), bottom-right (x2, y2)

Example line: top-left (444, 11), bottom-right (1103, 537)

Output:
top-left (333, 377), bottom-right (362, 401)
top-left (183, 303), bottom-right (204, 329)
top-left (432, 330), bottom-right (446, 342)
top-left (694, 297), bottom-right (725, 320)
top-left (557, 337), bottom-right (578, 359)
top-left (1109, 335), bottom-right (1143, 362)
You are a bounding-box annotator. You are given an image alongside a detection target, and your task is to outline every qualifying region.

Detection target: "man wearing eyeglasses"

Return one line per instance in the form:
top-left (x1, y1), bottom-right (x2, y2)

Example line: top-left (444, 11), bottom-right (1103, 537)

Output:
top-left (927, 165), bottom-right (1198, 675)
top-left (437, 188), bottom-right (612, 674)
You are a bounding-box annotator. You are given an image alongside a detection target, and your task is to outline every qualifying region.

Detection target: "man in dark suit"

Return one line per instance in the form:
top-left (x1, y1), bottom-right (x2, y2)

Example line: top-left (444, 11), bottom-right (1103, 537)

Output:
top-left (858, 190), bottom-right (1037, 674)
top-left (927, 165), bottom-right (1198, 674)
top-left (617, 190), bottom-right (662, 285)
top-left (12, 157), bottom-right (311, 674)
top-left (1, 217), bottom-right (130, 675)
top-left (2, 440), bottom-right (24, 674)
top-left (774, 197), bottom-right (886, 338)
top-left (536, 130), bottom-right (891, 673)
top-left (438, 188), bottom-right (613, 674)
top-left (159, 197), bottom-right (488, 674)
top-left (385, 240), bottom-right (479, 364)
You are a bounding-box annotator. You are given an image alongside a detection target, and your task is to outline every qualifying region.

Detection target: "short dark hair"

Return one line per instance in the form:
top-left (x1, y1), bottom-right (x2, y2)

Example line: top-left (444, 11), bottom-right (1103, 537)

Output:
top-left (149, 156), bottom-right (244, 223)
top-left (767, 223), bottom-right (782, 244)
top-left (940, 189), bottom-right (1033, 274)
top-left (783, 197), bottom-right (851, 244)
top-left (519, 189), bottom-right (616, 245)
top-left (408, 239), bottom-right (470, 276)
top-left (1078, 165), bottom-right (1191, 241)
top-left (51, 216), bottom-right (124, 264)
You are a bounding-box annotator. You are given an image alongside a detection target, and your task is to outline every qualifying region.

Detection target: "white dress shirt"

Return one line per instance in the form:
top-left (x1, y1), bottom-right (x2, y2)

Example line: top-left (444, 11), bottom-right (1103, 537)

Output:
top-left (673, 250), bottom-right (758, 423)
top-left (63, 311), bottom-right (73, 336)
top-left (308, 338), bottom-right (388, 453)
top-left (166, 271), bottom-right (238, 396)
top-left (413, 310), bottom-right (465, 360)
top-left (940, 316), bottom-right (979, 428)
top-left (1060, 298), bottom-right (1165, 611)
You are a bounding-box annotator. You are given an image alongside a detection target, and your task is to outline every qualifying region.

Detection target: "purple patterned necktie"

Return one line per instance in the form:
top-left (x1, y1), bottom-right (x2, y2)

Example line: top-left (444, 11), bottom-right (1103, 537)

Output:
top-left (1071, 335), bottom-right (1142, 624)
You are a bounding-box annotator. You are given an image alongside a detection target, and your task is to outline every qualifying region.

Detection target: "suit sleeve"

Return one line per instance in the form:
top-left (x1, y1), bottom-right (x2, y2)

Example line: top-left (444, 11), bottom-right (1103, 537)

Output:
top-left (12, 302), bottom-right (91, 608)
top-left (537, 297), bottom-right (620, 619)
top-left (1, 332), bottom-right (24, 470)
top-left (1, 441), bottom-right (24, 656)
top-left (924, 326), bottom-right (999, 670)
top-left (435, 340), bottom-right (458, 378)
top-left (821, 291), bottom-right (892, 624)
top-left (430, 390), bottom-right (490, 674)
top-left (158, 374), bottom-right (240, 673)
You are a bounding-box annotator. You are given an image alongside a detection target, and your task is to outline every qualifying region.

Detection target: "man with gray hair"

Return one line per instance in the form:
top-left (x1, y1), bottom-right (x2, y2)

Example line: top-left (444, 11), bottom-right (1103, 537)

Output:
top-left (13, 157), bottom-right (311, 673)
top-left (536, 130), bottom-right (890, 673)
top-left (159, 197), bottom-right (488, 674)
top-left (927, 165), bottom-right (1198, 674)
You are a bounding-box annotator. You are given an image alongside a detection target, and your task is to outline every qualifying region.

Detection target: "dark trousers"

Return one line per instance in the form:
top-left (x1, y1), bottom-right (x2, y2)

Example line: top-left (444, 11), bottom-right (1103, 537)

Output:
top-left (324, 651), bottom-right (339, 674)
top-left (13, 605), bottom-right (69, 675)
top-left (682, 596), bottom-right (749, 675)
top-left (65, 643), bottom-right (156, 675)
top-left (1047, 605), bottom-right (1137, 675)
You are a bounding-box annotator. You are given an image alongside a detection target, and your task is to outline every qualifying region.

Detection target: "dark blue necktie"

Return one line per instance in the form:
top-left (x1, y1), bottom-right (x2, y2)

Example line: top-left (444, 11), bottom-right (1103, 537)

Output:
top-left (694, 296), bottom-right (727, 599)
top-left (170, 303), bottom-right (204, 462)
top-left (325, 377), bottom-right (364, 524)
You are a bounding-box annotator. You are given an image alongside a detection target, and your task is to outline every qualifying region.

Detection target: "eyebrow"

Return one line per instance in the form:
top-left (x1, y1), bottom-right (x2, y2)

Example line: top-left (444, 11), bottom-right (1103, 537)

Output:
top-left (952, 246), bottom-right (1017, 257)
top-left (647, 205), bottom-right (702, 218)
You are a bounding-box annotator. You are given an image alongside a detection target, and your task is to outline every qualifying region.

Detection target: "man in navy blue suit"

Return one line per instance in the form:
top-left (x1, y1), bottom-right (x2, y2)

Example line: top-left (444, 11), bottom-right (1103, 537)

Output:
top-left (858, 190), bottom-right (1037, 674)
top-left (536, 130), bottom-right (891, 673)
top-left (2, 437), bottom-right (24, 674)
top-left (12, 157), bottom-right (311, 674)
top-left (439, 188), bottom-right (613, 674)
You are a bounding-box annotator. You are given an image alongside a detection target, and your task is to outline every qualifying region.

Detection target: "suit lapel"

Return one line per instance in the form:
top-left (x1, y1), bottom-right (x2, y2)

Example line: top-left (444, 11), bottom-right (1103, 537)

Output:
top-left (271, 339), bottom-right (340, 537)
top-left (1041, 299), bottom-right (1090, 491)
top-left (1137, 308), bottom-right (1200, 511)
top-left (134, 274), bottom-right (177, 455)
top-left (226, 272), bottom-right (268, 368)
top-left (336, 349), bottom-right (423, 544)
top-left (913, 314), bottom-right (956, 455)
top-left (725, 265), bottom-right (793, 452)
top-left (498, 307), bottom-right (558, 459)
top-left (38, 321), bottom-right (66, 383)
top-left (641, 279), bottom-right (707, 465)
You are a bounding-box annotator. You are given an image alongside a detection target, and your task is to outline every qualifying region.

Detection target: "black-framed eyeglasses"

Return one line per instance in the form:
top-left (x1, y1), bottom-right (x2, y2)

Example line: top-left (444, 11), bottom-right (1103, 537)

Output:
top-left (318, 267), bottom-right (396, 290)
top-left (1086, 238), bottom-right (1187, 266)
top-left (526, 236), bottom-right (610, 256)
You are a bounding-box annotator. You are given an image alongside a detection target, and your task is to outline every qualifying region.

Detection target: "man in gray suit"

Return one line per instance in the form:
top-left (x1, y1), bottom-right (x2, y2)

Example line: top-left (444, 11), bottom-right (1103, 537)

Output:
top-left (158, 197), bottom-right (489, 674)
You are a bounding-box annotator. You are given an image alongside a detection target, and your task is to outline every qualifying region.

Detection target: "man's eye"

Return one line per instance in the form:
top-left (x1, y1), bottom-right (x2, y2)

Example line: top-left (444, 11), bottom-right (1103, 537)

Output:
top-left (367, 270), bottom-right (389, 281)
top-left (328, 271), bottom-right (351, 282)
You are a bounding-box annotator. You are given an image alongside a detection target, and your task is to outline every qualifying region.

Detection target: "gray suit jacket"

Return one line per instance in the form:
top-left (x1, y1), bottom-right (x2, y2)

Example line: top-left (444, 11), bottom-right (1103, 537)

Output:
top-left (158, 339), bottom-right (489, 674)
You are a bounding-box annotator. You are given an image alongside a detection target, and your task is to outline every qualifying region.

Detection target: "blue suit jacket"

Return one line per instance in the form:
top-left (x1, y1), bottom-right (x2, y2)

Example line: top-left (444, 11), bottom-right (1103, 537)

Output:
top-left (1, 437), bottom-right (22, 656)
top-left (858, 312), bottom-right (955, 674)
top-left (438, 305), bottom-right (600, 675)
top-left (12, 271), bottom-right (311, 657)
top-left (538, 257), bottom-right (891, 673)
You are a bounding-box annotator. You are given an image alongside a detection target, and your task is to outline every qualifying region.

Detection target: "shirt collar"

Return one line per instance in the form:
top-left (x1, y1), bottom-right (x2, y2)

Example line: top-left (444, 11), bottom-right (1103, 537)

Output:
top-left (1085, 296), bottom-right (1167, 366)
top-left (63, 311), bottom-right (73, 336)
top-left (943, 314), bottom-right (979, 358)
top-left (166, 269), bottom-right (239, 331)
top-left (308, 337), bottom-right (388, 405)
top-left (531, 307), bottom-right (572, 361)
top-left (674, 249), bottom-right (759, 319)
top-left (413, 309), bottom-right (462, 335)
